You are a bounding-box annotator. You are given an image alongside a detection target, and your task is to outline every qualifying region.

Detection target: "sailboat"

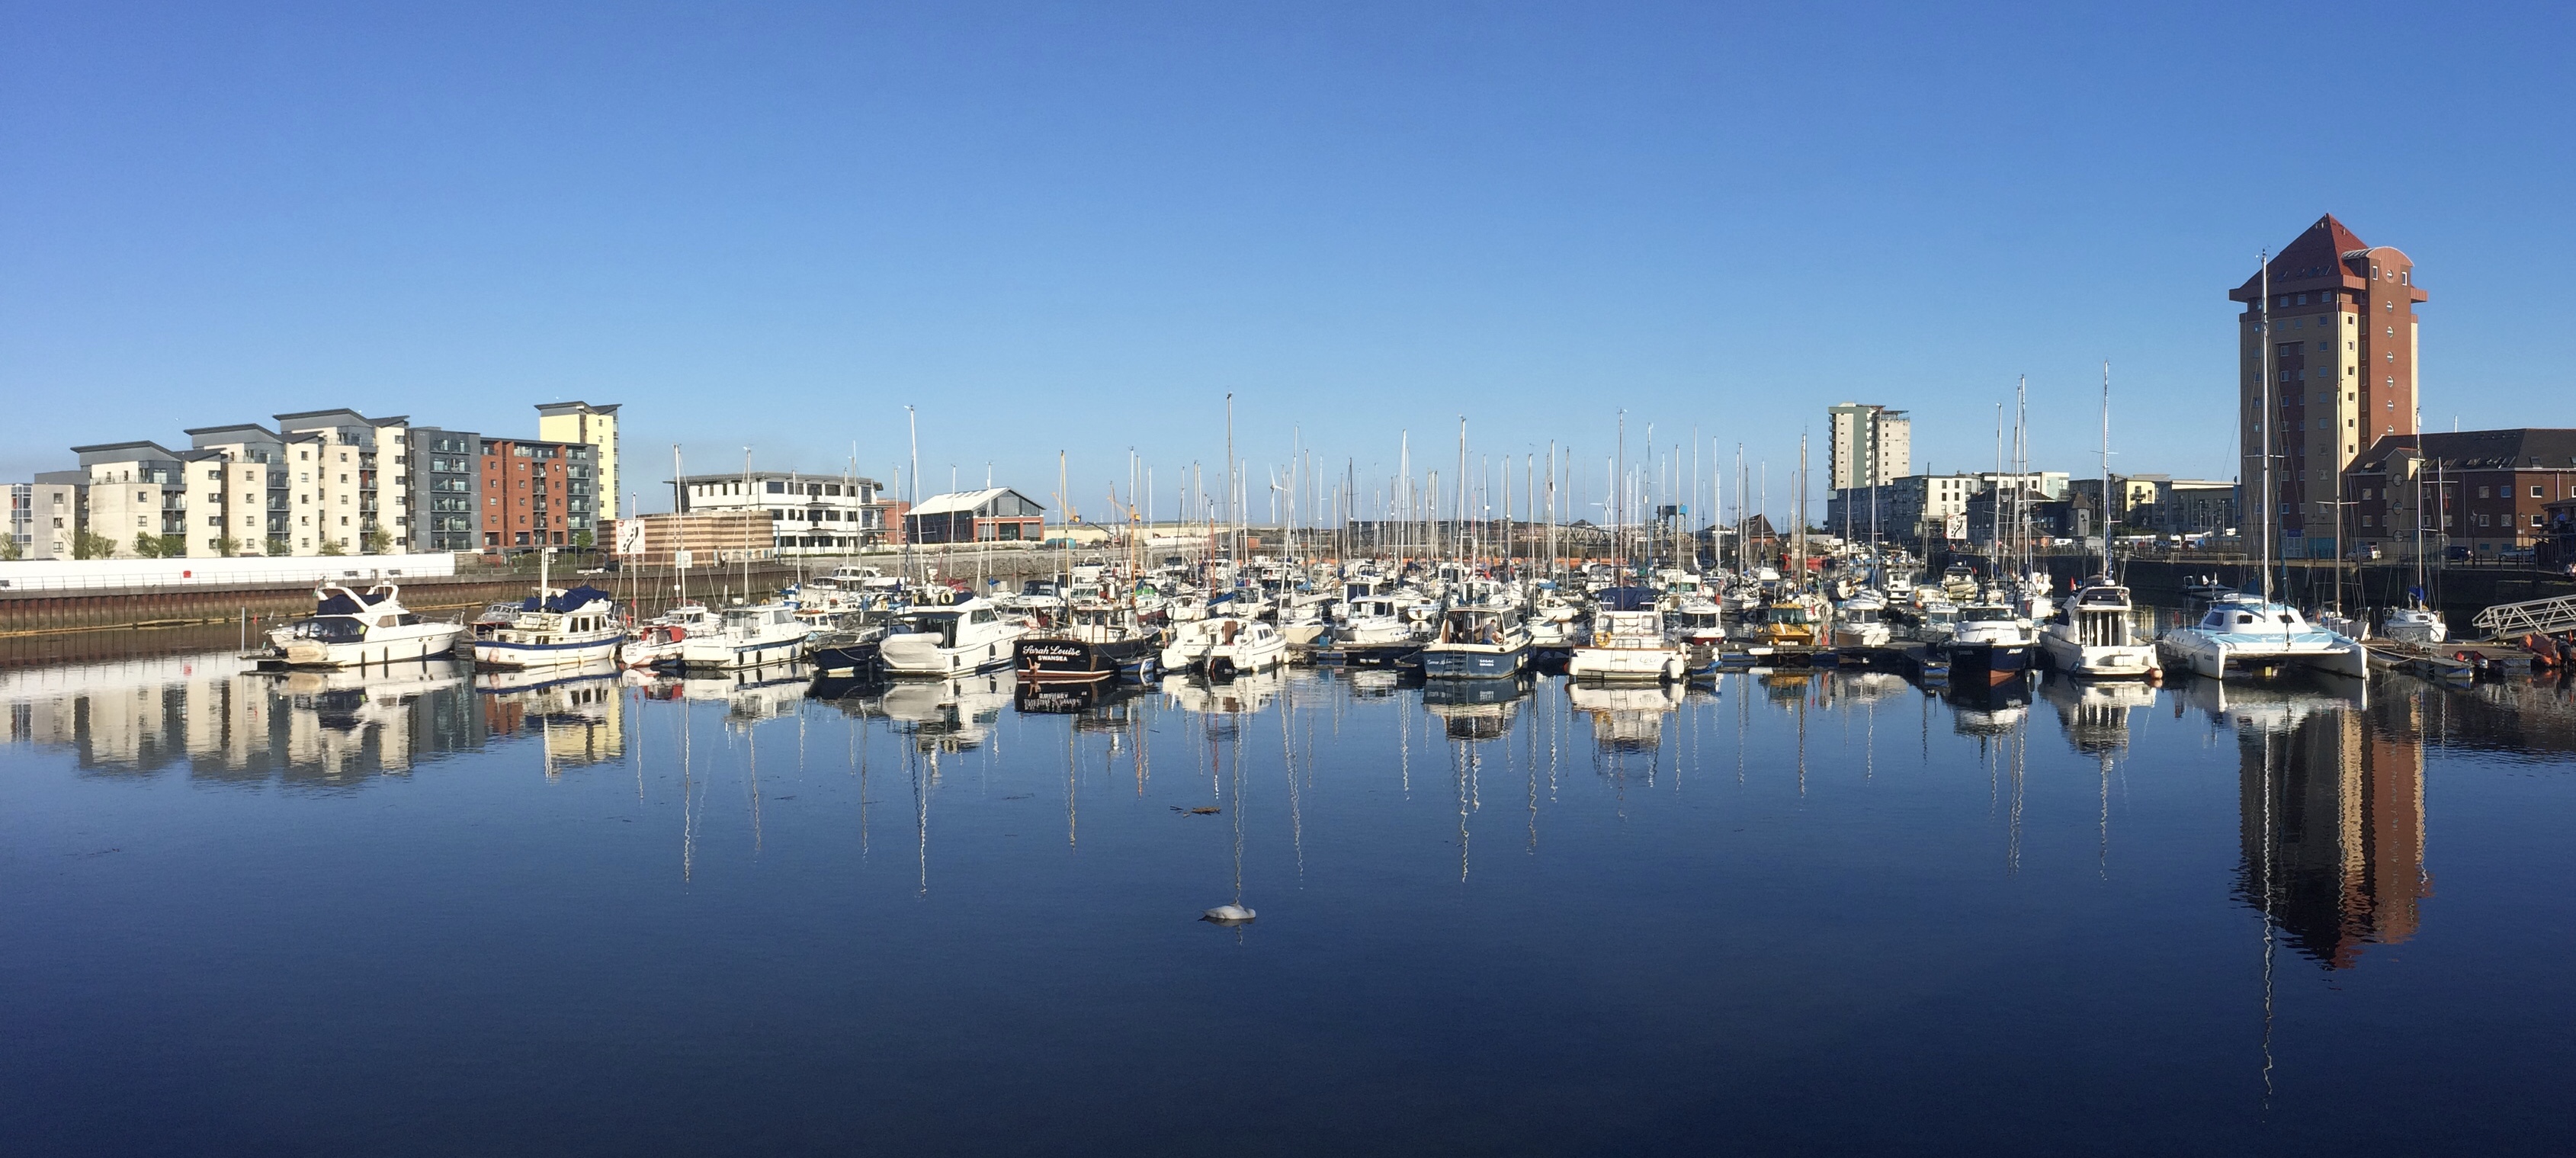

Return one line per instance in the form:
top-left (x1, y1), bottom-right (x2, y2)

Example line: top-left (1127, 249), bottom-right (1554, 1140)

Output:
top-left (2157, 254), bottom-right (2366, 681)
top-left (2039, 364), bottom-right (2161, 679)
top-left (2379, 447), bottom-right (2449, 645)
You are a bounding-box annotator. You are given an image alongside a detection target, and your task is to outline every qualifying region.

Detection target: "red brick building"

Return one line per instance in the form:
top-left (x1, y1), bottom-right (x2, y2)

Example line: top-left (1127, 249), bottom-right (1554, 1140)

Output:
top-left (2344, 429), bottom-right (2576, 559)
top-left (480, 437), bottom-right (598, 548)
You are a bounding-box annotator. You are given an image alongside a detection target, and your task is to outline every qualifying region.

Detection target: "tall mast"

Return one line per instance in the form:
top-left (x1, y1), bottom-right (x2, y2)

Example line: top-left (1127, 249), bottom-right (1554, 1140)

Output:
top-left (2258, 250), bottom-right (2275, 601)
top-left (2100, 361), bottom-right (2112, 579)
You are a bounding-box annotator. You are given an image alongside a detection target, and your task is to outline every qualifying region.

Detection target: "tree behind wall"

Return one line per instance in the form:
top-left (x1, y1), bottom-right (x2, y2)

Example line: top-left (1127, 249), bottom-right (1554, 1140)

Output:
top-left (73, 531), bottom-right (118, 560)
top-left (364, 528), bottom-right (393, 554)
top-left (132, 532), bottom-right (163, 559)
top-left (320, 539), bottom-right (347, 557)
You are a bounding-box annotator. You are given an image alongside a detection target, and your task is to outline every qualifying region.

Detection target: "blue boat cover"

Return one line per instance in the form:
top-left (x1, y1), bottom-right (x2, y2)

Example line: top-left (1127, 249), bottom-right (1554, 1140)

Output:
top-left (1596, 586), bottom-right (1658, 611)
top-left (522, 585), bottom-right (614, 613)
top-left (314, 588), bottom-right (390, 616)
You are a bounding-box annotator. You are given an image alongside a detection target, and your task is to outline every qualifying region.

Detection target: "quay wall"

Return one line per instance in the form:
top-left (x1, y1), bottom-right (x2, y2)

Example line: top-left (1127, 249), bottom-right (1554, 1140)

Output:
top-left (2029, 555), bottom-right (2575, 631)
top-left (0, 546), bottom-right (1076, 640)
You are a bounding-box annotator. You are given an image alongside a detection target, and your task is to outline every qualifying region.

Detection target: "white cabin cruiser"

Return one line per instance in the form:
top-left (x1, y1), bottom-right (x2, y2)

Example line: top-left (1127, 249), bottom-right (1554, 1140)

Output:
top-left (620, 603), bottom-right (720, 669)
top-left (261, 582), bottom-right (467, 668)
top-left (2157, 594), bottom-right (2367, 680)
top-left (1160, 615), bottom-right (1287, 679)
top-left (1829, 598), bottom-right (1894, 649)
top-left (880, 597), bottom-right (1029, 676)
top-left (678, 601), bottom-right (811, 670)
top-left (1567, 587), bottom-right (1684, 682)
top-left (2036, 578), bottom-right (2159, 679)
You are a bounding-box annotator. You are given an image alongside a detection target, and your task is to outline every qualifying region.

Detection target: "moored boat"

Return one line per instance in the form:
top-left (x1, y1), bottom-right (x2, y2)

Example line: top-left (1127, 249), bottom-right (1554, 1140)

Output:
top-left (259, 582), bottom-right (467, 669)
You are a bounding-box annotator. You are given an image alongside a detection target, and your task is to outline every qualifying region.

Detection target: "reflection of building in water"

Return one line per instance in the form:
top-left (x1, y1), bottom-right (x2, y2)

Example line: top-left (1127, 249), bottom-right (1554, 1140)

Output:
top-left (476, 662), bottom-right (626, 771)
top-left (2, 653), bottom-right (484, 786)
top-left (1569, 681), bottom-right (1682, 752)
top-left (2230, 685), bottom-right (2429, 970)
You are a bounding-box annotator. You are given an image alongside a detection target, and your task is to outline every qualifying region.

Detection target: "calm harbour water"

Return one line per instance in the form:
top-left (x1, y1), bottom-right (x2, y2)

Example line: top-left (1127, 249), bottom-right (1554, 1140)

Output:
top-left (4, 652), bottom-right (2574, 1155)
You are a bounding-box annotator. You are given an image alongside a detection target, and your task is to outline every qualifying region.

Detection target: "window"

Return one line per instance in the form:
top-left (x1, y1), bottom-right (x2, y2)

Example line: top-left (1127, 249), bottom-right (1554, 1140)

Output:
top-left (2478, 486), bottom-right (2489, 499)
top-left (2534, 514), bottom-right (2546, 528)
top-left (2534, 486), bottom-right (2546, 499)
top-left (766, 481), bottom-right (785, 494)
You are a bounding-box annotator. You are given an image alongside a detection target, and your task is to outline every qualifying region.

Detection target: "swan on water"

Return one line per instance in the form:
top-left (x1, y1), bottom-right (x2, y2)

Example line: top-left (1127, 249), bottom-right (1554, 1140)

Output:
top-left (1201, 903), bottom-right (1256, 923)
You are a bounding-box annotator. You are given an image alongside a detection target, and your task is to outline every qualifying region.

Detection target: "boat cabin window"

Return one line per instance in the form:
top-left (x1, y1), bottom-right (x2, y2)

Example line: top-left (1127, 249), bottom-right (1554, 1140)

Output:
top-left (1962, 607), bottom-right (2014, 623)
top-left (971, 608), bottom-right (995, 624)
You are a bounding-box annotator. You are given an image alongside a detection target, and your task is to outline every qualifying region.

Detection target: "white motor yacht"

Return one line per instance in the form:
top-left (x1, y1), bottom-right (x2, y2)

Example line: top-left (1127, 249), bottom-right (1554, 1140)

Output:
top-left (678, 601), bottom-right (812, 670)
top-left (2157, 594), bottom-right (2367, 680)
top-left (1567, 587), bottom-right (1684, 682)
top-left (1160, 615), bottom-right (1287, 678)
top-left (620, 603), bottom-right (719, 669)
top-left (2036, 578), bottom-right (2159, 679)
top-left (1941, 601), bottom-right (2036, 685)
top-left (880, 597), bottom-right (1029, 676)
top-left (261, 582), bottom-right (467, 668)
top-left (1829, 598), bottom-right (1894, 649)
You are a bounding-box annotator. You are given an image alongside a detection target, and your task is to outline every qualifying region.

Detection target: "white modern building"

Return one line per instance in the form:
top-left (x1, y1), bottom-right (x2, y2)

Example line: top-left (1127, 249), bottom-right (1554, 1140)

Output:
top-left (1827, 403), bottom-right (1913, 491)
top-left (672, 470), bottom-right (892, 554)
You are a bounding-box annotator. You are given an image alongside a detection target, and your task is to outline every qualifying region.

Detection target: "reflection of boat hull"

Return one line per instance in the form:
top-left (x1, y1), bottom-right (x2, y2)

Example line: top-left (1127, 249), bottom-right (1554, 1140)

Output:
top-left (1419, 642), bottom-right (1529, 679)
top-left (1015, 636), bottom-right (1158, 683)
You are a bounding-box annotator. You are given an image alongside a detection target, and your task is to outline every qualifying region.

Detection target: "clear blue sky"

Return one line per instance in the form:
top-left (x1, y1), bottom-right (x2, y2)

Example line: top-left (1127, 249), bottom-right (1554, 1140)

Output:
top-left (4, 2), bottom-right (2569, 526)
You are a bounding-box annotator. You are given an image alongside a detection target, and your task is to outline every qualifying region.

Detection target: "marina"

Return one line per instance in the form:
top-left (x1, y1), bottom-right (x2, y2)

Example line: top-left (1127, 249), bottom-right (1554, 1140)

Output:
top-left (5, 637), bottom-right (2573, 1153)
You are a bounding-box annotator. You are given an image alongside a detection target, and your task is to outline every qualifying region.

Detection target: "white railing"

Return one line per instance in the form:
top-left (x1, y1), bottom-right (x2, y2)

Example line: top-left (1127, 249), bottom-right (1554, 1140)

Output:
top-left (0, 552), bottom-right (459, 594)
top-left (2471, 594), bottom-right (2576, 640)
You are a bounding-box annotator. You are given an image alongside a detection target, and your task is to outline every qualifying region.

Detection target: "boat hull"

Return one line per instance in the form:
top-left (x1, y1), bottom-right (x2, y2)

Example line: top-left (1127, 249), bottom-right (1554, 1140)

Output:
top-left (1015, 636), bottom-right (1158, 683)
top-left (1565, 646), bottom-right (1684, 682)
top-left (271, 624), bottom-right (466, 669)
top-left (678, 632), bottom-right (810, 670)
top-left (807, 640), bottom-right (883, 678)
top-left (2036, 632), bottom-right (2159, 679)
top-left (882, 638), bottom-right (1018, 676)
top-left (1942, 641), bottom-right (2031, 685)
top-left (1419, 642), bottom-right (1529, 679)
top-left (473, 636), bottom-right (624, 669)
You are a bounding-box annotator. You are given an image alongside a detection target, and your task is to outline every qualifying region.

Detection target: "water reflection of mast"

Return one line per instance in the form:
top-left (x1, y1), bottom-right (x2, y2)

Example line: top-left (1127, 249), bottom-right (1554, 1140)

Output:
top-left (2260, 727), bottom-right (2277, 1107)
top-left (1282, 687), bottom-right (1304, 880)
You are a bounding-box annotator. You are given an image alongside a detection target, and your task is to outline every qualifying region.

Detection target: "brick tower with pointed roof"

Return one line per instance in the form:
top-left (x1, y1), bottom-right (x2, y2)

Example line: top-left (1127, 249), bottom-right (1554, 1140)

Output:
top-left (2228, 215), bottom-right (2426, 557)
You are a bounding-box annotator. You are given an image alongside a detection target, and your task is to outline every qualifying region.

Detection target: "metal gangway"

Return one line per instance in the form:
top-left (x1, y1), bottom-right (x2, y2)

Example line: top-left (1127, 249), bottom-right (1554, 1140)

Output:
top-left (2471, 593), bottom-right (2576, 640)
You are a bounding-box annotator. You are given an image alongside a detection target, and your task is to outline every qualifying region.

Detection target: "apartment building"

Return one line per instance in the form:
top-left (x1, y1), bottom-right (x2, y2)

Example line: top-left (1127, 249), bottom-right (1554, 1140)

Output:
top-left (2232, 215), bottom-right (2424, 558)
top-left (406, 427), bottom-right (484, 552)
top-left (2345, 429), bottom-right (2576, 557)
top-left (534, 402), bottom-right (621, 525)
top-left (1827, 403), bottom-right (1911, 491)
top-left (273, 409), bottom-right (411, 554)
top-left (478, 437), bottom-right (597, 548)
top-left (6, 473), bottom-right (85, 560)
